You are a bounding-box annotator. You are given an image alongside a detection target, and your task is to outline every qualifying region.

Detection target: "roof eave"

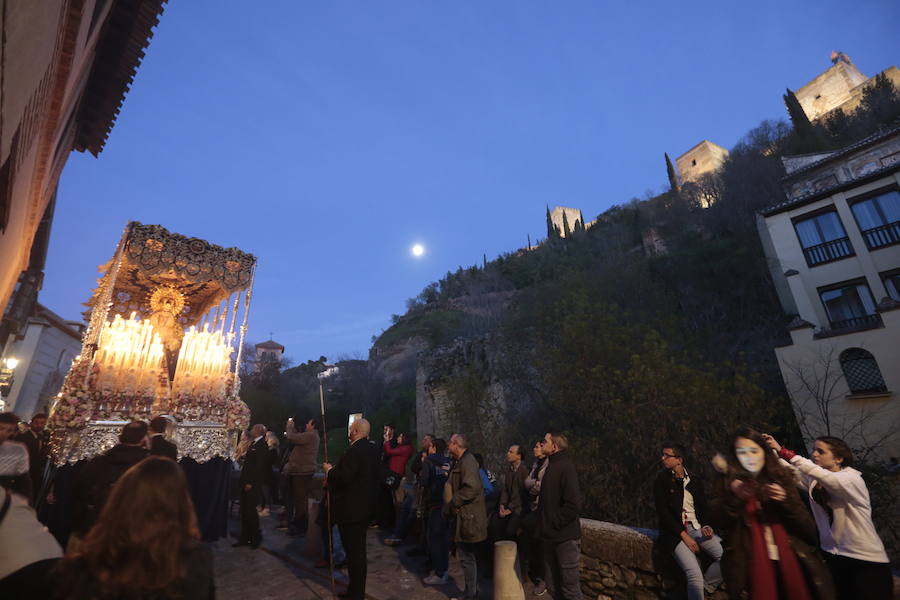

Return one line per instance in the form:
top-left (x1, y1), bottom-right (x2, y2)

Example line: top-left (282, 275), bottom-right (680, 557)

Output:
top-left (74, 0), bottom-right (167, 156)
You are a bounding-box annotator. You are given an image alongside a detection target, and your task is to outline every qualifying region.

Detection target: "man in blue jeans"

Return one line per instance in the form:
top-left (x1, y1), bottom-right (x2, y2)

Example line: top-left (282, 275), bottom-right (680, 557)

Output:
top-left (539, 432), bottom-right (583, 600)
top-left (653, 442), bottom-right (723, 600)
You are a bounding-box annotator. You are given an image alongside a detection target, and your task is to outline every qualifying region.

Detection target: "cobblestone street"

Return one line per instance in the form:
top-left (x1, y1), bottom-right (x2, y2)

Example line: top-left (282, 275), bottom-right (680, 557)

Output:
top-left (213, 511), bottom-right (543, 600)
top-left (212, 537), bottom-right (334, 600)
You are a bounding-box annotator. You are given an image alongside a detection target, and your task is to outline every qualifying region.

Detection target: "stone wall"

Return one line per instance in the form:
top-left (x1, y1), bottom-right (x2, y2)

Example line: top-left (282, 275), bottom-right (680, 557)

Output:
top-left (578, 519), bottom-right (727, 600)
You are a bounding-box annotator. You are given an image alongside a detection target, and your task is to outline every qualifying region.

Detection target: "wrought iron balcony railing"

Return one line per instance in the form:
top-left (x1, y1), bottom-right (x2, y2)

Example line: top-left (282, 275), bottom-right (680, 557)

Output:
top-left (861, 221), bottom-right (900, 250)
top-left (803, 237), bottom-right (854, 267)
top-left (829, 313), bottom-right (882, 331)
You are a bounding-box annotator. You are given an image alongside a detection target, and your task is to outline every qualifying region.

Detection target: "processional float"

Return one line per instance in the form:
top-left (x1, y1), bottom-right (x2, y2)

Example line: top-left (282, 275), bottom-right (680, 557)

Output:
top-left (48, 221), bottom-right (254, 465)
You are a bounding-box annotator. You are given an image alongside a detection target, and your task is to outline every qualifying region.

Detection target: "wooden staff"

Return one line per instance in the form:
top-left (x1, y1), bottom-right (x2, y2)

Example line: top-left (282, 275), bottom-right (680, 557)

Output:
top-left (318, 376), bottom-right (337, 599)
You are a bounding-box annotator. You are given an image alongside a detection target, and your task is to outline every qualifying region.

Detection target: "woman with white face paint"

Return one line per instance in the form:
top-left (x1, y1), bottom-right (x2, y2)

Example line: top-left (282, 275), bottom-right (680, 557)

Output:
top-left (710, 428), bottom-right (835, 600)
top-left (762, 434), bottom-right (891, 600)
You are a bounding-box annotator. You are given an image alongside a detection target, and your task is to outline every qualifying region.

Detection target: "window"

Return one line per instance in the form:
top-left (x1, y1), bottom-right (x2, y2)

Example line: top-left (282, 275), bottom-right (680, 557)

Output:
top-left (840, 348), bottom-right (887, 394)
top-left (691, 159), bottom-right (697, 166)
top-left (793, 209), bottom-right (854, 266)
top-left (882, 270), bottom-right (900, 301)
top-left (850, 190), bottom-right (900, 250)
top-left (819, 281), bottom-right (879, 331)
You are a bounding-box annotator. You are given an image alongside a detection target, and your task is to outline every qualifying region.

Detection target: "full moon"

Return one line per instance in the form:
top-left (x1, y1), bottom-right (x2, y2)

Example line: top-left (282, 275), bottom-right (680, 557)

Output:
top-left (411, 244), bottom-right (425, 257)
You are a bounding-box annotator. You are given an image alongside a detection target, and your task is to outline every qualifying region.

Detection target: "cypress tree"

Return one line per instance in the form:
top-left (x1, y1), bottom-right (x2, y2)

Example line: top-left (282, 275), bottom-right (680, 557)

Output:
top-left (578, 210), bottom-right (586, 232)
top-left (665, 152), bottom-right (680, 193)
top-left (562, 211), bottom-right (571, 237)
top-left (483, 253), bottom-right (487, 268)
top-left (527, 234), bottom-right (532, 250)
top-left (546, 205), bottom-right (556, 239)
top-left (783, 88), bottom-right (814, 139)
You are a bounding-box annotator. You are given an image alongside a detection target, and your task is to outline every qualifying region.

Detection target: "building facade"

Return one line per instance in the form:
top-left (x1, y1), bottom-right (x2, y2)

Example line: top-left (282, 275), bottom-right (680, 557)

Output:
top-left (2, 304), bottom-right (83, 418)
top-left (254, 339), bottom-right (285, 372)
top-left (0, 0), bottom-right (166, 357)
top-left (759, 127), bottom-right (900, 462)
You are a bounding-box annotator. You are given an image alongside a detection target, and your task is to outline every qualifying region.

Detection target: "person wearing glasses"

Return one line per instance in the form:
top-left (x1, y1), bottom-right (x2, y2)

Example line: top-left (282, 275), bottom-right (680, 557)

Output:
top-left (653, 442), bottom-right (723, 600)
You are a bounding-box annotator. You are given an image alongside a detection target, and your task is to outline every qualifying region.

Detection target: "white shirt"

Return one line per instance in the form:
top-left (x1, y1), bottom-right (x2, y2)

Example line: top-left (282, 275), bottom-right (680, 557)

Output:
top-left (680, 470), bottom-right (701, 530)
top-left (0, 441), bottom-right (29, 476)
top-left (783, 455), bottom-right (888, 563)
top-left (0, 490), bottom-right (62, 578)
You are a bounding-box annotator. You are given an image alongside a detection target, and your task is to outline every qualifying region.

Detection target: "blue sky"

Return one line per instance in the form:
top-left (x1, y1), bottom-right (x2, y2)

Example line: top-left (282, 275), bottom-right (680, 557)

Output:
top-left (42, 1), bottom-right (899, 363)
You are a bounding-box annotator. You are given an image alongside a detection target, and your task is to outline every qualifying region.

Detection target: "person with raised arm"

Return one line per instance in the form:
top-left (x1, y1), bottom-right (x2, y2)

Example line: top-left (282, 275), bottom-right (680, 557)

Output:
top-left (762, 433), bottom-right (891, 600)
top-left (709, 428), bottom-right (834, 600)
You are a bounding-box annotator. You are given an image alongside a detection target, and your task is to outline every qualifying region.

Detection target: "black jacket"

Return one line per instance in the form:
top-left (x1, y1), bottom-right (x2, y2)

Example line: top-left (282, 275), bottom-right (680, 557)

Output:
top-left (72, 444), bottom-right (148, 534)
top-left (653, 468), bottom-right (711, 553)
top-left (538, 450), bottom-right (581, 543)
top-left (327, 438), bottom-right (381, 525)
top-left (149, 434), bottom-right (178, 461)
top-left (239, 438), bottom-right (270, 487)
top-left (500, 461), bottom-right (529, 515)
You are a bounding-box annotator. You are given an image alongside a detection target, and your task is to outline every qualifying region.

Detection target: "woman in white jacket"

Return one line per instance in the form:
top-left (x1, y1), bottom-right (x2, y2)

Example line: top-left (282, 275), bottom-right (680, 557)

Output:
top-left (762, 433), bottom-right (891, 600)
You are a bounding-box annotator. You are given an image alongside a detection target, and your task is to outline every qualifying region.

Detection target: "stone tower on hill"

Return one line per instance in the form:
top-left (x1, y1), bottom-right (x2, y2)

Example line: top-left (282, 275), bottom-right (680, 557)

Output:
top-left (550, 206), bottom-right (595, 237)
top-left (794, 51), bottom-right (900, 121)
top-left (675, 140), bottom-right (729, 184)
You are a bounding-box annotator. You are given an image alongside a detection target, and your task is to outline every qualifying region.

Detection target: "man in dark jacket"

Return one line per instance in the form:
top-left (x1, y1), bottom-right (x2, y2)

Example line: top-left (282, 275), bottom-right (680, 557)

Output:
top-left (538, 432), bottom-right (582, 600)
top-left (653, 443), bottom-right (722, 600)
top-left (14, 412), bottom-right (49, 499)
top-left (324, 417), bottom-right (380, 600)
top-left (148, 416), bottom-right (177, 461)
top-left (491, 443), bottom-right (528, 542)
top-left (446, 433), bottom-right (487, 600)
top-left (235, 423), bottom-right (268, 548)
top-left (72, 421), bottom-right (149, 536)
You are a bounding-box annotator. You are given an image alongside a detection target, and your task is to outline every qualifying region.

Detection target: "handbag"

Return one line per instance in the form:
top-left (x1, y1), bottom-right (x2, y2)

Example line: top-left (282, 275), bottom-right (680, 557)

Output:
top-left (383, 467), bottom-right (401, 490)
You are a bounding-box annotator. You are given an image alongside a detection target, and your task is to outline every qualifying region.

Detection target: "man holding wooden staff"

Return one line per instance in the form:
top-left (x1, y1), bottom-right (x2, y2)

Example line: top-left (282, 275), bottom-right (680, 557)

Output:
top-left (323, 418), bottom-right (380, 600)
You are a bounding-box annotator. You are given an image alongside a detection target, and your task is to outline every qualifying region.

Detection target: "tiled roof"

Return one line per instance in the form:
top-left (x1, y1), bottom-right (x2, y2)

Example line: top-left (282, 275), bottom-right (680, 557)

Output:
top-left (761, 161), bottom-right (900, 217)
top-left (255, 340), bottom-right (284, 350)
top-left (780, 125), bottom-right (900, 182)
top-left (760, 126), bottom-right (900, 217)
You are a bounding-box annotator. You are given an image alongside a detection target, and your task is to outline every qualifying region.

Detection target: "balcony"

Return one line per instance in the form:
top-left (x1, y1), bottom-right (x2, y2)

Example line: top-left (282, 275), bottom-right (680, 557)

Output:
top-left (803, 237), bottom-right (854, 267)
top-left (861, 220), bottom-right (900, 250)
top-left (815, 313), bottom-right (883, 338)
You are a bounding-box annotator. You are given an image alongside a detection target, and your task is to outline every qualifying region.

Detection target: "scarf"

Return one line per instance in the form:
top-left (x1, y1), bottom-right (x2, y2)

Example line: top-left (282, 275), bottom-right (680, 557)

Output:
top-left (746, 497), bottom-right (812, 600)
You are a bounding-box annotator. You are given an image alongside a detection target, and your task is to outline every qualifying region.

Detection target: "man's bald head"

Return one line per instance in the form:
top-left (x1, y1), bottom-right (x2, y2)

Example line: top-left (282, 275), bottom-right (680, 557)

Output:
top-left (251, 423), bottom-right (267, 438)
top-left (350, 418), bottom-right (371, 442)
top-left (448, 433), bottom-right (469, 459)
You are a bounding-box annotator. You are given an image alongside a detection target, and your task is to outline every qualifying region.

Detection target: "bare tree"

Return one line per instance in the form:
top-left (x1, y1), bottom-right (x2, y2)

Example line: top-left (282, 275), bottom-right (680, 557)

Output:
top-left (782, 343), bottom-right (897, 463)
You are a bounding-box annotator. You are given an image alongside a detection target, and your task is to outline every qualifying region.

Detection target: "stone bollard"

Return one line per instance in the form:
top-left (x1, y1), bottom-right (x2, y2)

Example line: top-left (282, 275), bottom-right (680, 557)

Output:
top-left (493, 541), bottom-right (525, 600)
top-left (304, 499), bottom-right (322, 558)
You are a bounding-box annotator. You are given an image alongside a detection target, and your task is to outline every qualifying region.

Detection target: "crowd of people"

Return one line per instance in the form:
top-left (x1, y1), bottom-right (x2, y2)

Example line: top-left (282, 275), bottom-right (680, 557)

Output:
top-left (654, 429), bottom-right (893, 600)
top-left (0, 406), bottom-right (896, 600)
top-left (0, 412), bottom-right (213, 599)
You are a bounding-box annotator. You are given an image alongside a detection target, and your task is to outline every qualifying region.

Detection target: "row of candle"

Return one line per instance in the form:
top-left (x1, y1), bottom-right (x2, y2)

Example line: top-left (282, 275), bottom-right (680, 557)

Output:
top-left (171, 324), bottom-right (234, 398)
top-left (94, 313), bottom-right (165, 393)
